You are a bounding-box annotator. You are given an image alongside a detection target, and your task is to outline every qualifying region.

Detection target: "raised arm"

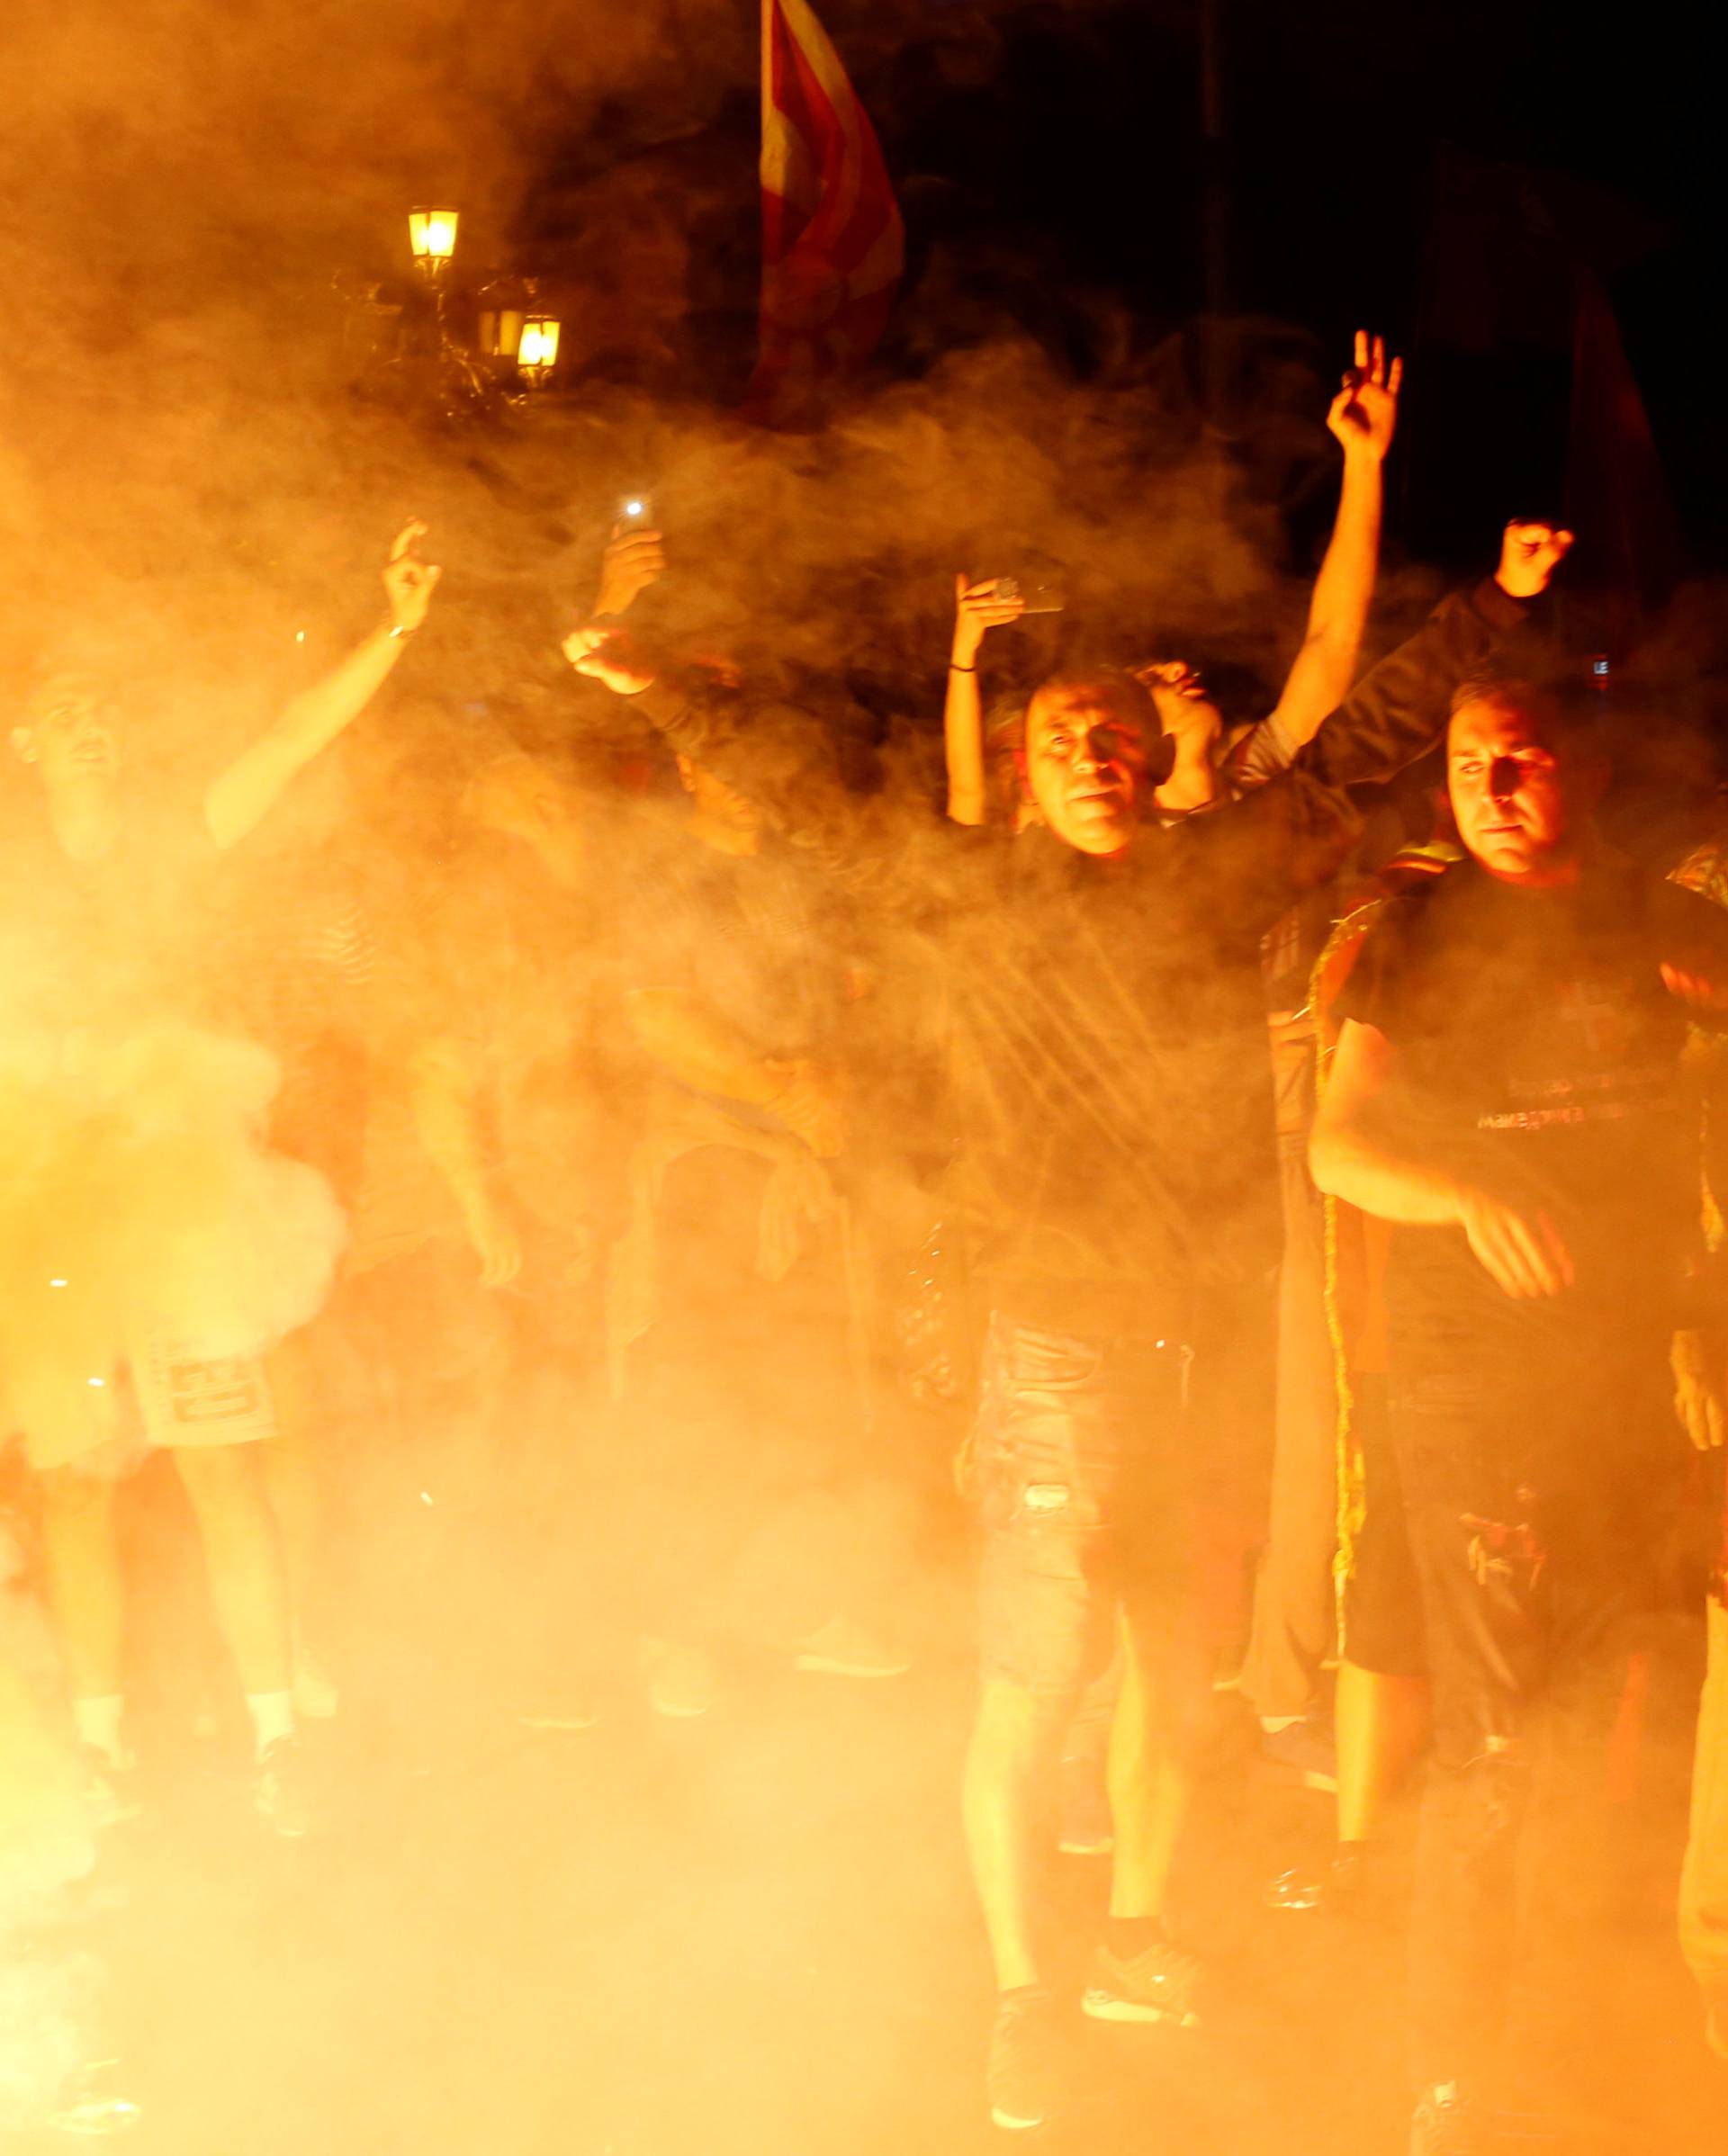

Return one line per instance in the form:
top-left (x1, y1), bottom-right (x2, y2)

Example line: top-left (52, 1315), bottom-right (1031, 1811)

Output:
top-left (944, 575), bottom-right (1025, 824)
top-left (1263, 331), bottom-right (1401, 751)
top-left (1291, 519), bottom-right (1572, 793)
top-left (408, 1037), bottom-right (523, 1289)
top-left (204, 521), bottom-right (440, 851)
top-left (626, 989), bottom-right (846, 1157)
top-left (1310, 1016), bottom-right (1572, 1298)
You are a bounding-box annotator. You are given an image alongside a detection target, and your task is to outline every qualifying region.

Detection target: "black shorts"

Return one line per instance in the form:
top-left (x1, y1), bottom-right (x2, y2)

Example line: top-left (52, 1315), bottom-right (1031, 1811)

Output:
top-left (970, 1313), bottom-right (1199, 1702)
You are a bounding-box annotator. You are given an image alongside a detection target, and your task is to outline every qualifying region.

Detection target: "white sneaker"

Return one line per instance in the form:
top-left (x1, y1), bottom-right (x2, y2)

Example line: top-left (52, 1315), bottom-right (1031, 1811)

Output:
top-left (518, 1684), bottom-right (602, 1732)
top-left (792, 1616), bottom-right (912, 1678)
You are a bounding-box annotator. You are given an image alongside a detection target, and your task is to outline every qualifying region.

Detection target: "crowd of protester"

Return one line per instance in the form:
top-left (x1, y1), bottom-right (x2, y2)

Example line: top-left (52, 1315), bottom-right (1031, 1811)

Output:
top-left (2, 329), bottom-right (1726, 2156)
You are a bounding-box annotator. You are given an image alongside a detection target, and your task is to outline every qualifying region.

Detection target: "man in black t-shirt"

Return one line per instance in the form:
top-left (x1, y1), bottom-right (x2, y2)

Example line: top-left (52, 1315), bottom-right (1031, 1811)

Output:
top-left (568, 525), bottom-right (1566, 2133)
top-left (1311, 669), bottom-right (1728, 2149)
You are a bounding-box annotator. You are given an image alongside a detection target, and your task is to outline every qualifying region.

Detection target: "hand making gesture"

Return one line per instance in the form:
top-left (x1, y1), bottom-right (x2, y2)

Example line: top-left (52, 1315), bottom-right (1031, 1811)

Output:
top-left (382, 518), bottom-right (442, 635)
top-left (1326, 329), bottom-right (1402, 464)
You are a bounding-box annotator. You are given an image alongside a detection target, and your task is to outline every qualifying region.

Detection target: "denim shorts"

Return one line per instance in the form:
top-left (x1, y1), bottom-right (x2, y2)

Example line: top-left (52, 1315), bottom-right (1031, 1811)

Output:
top-left (971, 1312), bottom-right (1193, 1699)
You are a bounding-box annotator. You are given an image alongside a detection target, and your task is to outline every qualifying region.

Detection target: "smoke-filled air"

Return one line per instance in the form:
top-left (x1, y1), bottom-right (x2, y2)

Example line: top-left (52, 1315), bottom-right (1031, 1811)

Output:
top-left (2, 3), bottom-right (1725, 2152)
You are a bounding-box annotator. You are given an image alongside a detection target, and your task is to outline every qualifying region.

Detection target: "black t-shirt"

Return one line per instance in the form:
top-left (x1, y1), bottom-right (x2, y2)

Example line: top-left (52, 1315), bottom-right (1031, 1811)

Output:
top-left (623, 810), bottom-right (850, 1111)
top-left (1336, 856), bottom-right (1727, 1381)
top-left (940, 787), bottom-right (1336, 1330)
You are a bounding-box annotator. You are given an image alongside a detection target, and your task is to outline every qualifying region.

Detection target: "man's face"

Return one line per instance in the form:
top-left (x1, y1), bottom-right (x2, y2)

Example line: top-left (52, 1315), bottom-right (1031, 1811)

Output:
top-left (1447, 694), bottom-right (1587, 884)
top-left (1024, 679), bottom-right (1150, 857)
top-left (13, 674), bottom-right (122, 788)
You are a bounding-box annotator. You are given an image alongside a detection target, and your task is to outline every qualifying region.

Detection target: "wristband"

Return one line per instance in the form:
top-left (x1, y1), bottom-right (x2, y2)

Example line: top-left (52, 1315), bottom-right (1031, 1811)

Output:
top-left (388, 623), bottom-right (417, 641)
top-left (949, 662), bottom-right (977, 674)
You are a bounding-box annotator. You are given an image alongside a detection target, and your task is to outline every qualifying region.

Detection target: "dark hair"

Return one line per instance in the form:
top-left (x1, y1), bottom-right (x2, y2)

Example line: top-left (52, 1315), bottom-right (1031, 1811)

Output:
top-left (1448, 660), bottom-right (1606, 759)
top-left (1025, 665), bottom-right (1159, 735)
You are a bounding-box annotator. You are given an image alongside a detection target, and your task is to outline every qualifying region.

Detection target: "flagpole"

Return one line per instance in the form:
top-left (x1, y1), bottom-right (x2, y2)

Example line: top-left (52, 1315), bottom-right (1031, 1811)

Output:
top-left (1197, 0), bottom-right (1232, 429)
top-left (1198, 0), bottom-right (1230, 320)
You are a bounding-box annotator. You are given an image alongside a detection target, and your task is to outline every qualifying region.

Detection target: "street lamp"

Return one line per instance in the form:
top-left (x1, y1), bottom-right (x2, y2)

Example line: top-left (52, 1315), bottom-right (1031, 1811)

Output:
top-left (517, 314), bottom-right (562, 388)
top-left (408, 206), bottom-right (459, 281)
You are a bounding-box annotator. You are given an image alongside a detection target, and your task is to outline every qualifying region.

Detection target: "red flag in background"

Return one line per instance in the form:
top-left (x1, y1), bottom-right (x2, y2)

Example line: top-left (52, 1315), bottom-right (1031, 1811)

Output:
top-left (744, 0), bottom-right (904, 422)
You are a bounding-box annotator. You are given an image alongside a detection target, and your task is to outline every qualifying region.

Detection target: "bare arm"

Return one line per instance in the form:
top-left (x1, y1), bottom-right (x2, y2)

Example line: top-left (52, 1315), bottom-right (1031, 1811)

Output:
top-left (408, 1038), bottom-right (522, 1288)
top-left (626, 987), bottom-right (845, 1156)
top-left (1310, 1018), bottom-right (1572, 1298)
top-left (943, 576), bottom-right (1024, 824)
top-left (1264, 333), bottom-right (1400, 750)
top-left (204, 521), bottom-right (440, 851)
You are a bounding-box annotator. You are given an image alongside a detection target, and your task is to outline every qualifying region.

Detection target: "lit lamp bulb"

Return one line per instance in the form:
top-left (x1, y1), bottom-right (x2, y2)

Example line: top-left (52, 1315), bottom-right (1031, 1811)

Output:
top-left (408, 206), bottom-right (459, 281)
top-left (518, 314), bottom-right (562, 388)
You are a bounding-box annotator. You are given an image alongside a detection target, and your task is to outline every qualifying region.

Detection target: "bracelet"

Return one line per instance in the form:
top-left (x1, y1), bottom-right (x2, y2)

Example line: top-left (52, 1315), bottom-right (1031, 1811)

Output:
top-left (388, 622), bottom-right (416, 641)
top-left (949, 661), bottom-right (977, 673)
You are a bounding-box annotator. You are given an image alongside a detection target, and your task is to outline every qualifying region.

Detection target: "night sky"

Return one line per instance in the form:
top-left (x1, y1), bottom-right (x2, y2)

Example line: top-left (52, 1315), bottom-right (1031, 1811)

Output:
top-left (528, 0), bottom-right (1719, 567)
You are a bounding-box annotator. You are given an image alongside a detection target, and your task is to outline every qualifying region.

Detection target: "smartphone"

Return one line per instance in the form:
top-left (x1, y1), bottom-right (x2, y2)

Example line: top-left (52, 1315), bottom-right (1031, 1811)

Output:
top-left (995, 570), bottom-right (1066, 615)
top-left (617, 493), bottom-right (655, 530)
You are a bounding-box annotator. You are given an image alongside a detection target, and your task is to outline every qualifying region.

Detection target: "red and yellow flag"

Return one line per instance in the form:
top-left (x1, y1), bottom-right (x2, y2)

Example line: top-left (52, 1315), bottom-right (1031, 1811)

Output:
top-left (746, 0), bottom-right (904, 418)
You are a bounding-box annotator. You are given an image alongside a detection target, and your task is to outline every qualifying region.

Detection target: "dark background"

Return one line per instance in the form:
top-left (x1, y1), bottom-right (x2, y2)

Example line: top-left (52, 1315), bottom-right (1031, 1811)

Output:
top-left (523, 0), bottom-right (1719, 570)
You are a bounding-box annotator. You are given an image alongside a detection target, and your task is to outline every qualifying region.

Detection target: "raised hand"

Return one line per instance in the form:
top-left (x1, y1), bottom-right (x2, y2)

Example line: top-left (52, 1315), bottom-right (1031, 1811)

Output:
top-left (562, 622), bottom-right (657, 696)
top-left (1326, 329), bottom-right (1402, 463)
top-left (382, 518), bottom-right (441, 634)
top-left (1496, 520), bottom-right (1575, 601)
top-left (595, 525), bottom-right (666, 618)
top-left (952, 574), bottom-right (1027, 669)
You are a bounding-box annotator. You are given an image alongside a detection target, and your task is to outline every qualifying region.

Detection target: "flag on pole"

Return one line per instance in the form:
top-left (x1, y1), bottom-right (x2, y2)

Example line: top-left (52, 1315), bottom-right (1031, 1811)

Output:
top-left (745, 0), bottom-right (904, 420)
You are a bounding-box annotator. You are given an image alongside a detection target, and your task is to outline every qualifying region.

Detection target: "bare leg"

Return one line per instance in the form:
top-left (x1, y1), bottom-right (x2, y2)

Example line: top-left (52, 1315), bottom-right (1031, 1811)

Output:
top-left (1106, 1612), bottom-right (1189, 1920)
top-left (964, 1678), bottom-right (1074, 1990)
top-left (172, 1444), bottom-right (292, 1697)
top-left (37, 1465), bottom-right (124, 1705)
top-left (1336, 1657), bottom-right (1431, 1846)
top-left (258, 1339), bottom-right (322, 1629)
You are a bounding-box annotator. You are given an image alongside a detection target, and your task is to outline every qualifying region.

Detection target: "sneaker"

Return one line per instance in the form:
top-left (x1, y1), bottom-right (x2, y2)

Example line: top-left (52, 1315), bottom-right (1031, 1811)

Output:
top-left (1409, 2084), bottom-right (1490, 2155)
top-left (518, 1684), bottom-right (603, 1733)
top-left (80, 1749), bottom-right (140, 1831)
top-left (641, 1636), bottom-right (716, 1719)
top-left (791, 1616), bottom-right (912, 1678)
top-left (1056, 1753), bottom-right (1113, 1856)
top-left (986, 1987), bottom-right (1067, 2131)
top-left (1258, 1716), bottom-right (1338, 1792)
top-left (254, 1737), bottom-right (328, 1838)
top-left (1081, 1934), bottom-right (1201, 2027)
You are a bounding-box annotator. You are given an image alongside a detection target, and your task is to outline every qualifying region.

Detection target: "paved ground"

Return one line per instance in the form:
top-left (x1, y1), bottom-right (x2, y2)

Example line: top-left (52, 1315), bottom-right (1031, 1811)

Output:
top-left (5, 1637), bottom-right (1718, 2154)
top-left (4, 1442), bottom-right (1724, 2156)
